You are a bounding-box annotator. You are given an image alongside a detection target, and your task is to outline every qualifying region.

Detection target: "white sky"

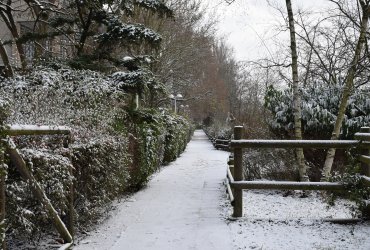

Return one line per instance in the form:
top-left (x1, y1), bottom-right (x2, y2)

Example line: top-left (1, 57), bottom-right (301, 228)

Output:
top-left (203, 0), bottom-right (332, 62)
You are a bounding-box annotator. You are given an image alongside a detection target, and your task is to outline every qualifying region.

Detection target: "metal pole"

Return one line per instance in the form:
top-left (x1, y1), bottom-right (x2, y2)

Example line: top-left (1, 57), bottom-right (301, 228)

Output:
top-left (233, 126), bottom-right (243, 217)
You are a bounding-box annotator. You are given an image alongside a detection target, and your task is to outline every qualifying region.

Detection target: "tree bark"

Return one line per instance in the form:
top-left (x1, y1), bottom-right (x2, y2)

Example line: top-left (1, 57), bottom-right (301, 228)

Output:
top-left (0, 0), bottom-right (28, 70)
top-left (285, 0), bottom-right (308, 181)
top-left (322, 1), bottom-right (370, 180)
top-left (0, 39), bottom-right (14, 77)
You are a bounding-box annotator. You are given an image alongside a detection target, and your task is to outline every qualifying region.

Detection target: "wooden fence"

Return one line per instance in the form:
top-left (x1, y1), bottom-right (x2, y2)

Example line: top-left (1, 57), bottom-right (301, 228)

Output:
top-left (0, 125), bottom-right (74, 249)
top-left (224, 126), bottom-right (370, 218)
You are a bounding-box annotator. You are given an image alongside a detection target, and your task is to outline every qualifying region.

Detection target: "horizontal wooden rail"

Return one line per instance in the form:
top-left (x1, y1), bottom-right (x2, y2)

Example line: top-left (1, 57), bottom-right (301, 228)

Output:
top-left (354, 132), bottom-right (370, 141)
top-left (226, 180), bottom-right (234, 203)
top-left (230, 139), bottom-right (359, 149)
top-left (359, 155), bottom-right (370, 165)
top-left (227, 167), bottom-right (234, 182)
top-left (3, 125), bottom-right (71, 136)
top-left (230, 180), bottom-right (344, 191)
top-left (215, 139), bottom-right (229, 144)
top-left (362, 175), bottom-right (370, 185)
top-left (58, 242), bottom-right (74, 250)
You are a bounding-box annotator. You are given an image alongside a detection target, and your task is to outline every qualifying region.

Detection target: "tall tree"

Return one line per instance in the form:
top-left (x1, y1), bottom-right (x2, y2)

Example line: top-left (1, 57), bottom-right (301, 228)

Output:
top-left (0, 38), bottom-right (13, 77)
top-left (0, 0), bottom-right (28, 70)
top-left (322, 0), bottom-right (370, 179)
top-left (285, 0), bottom-right (308, 181)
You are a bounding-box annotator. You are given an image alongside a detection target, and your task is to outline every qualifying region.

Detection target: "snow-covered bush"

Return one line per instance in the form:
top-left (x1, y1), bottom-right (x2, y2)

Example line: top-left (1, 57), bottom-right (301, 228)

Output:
top-left (265, 83), bottom-right (370, 139)
top-left (7, 149), bottom-right (73, 242)
top-left (163, 113), bottom-right (191, 163)
top-left (0, 66), bottom-right (193, 247)
top-left (121, 108), bottom-right (192, 189)
top-left (0, 66), bottom-right (125, 139)
top-left (243, 148), bottom-right (298, 181)
top-left (1, 66), bottom-right (131, 244)
top-left (124, 108), bottom-right (167, 188)
top-left (71, 138), bottom-right (130, 224)
top-left (264, 83), bottom-right (370, 180)
top-left (203, 121), bottom-right (232, 141)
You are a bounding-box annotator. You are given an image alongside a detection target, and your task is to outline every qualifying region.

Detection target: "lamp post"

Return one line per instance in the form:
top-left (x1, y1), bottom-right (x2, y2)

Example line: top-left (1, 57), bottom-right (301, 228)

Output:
top-left (169, 94), bottom-right (183, 114)
top-left (179, 104), bottom-right (189, 116)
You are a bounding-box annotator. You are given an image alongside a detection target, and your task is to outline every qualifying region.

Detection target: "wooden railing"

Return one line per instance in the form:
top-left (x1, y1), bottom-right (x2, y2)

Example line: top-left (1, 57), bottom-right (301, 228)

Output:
top-left (226, 126), bottom-right (370, 218)
top-left (0, 125), bottom-right (74, 249)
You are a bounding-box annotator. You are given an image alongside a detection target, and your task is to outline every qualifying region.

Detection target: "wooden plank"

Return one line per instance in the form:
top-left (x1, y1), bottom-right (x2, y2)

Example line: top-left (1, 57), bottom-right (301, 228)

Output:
top-left (230, 180), bottom-right (344, 191)
top-left (0, 139), bottom-right (6, 250)
top-left (226, 179), bottom-right (234, 204)
top-left (215, 139), bottom-right (229, 144)
top-left (227, 166), bottom-right (234, 182)
top-left (215, 144), bottom-right (230, 149)
top-left (6, 139), bottom-right (73, 243)
top-left (3, 125), bottom-right (71, 136)
top-left (354, 132), bottom-right (370, 141)
top-left (359, 155), bottom-right (370, 165)
top-left (362, 175), bottom-right (370, 186)
top-left (233, 126), bottom-right (243, 217)
top-left (323, 218), bottom-right (362, 224)
top-left (360, 142), bottom-right (370, 149)
top-left (359, 127), bottom-right (370, 177)
top-left (58, 242), bottom-right (74, 250)
top-left (230, 139), bottom-right (358, 149)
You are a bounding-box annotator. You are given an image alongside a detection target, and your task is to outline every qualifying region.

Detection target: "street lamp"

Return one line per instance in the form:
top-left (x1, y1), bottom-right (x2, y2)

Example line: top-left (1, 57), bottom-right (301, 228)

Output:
top-left (179, 104), bottom-right (189, 116)
top-left (169, 93), bottom-right (183, 114)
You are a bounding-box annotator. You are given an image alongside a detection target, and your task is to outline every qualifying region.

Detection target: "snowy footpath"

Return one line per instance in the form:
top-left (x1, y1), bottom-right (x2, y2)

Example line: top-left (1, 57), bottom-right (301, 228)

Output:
top-left (74, 130), bottom-right (233, 250)
top-left (74, 130), bottom-right (370, 250)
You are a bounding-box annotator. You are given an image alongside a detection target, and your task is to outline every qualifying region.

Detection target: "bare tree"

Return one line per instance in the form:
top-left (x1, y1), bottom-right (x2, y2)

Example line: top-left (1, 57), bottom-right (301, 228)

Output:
top-left (0, 38), bottom-right (14, 77)
top-left (322, 0), bottom-right (370, 179)
top-left (285, 0), bottom-right (308, 181)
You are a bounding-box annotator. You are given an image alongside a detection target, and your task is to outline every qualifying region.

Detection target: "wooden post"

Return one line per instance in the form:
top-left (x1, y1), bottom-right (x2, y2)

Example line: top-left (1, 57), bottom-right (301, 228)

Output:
top-left (0, 99), bottom-right (9, 250)
top-left (359, 127), bottom-right (370, 218)
top-left (6, 140), bottom-right (73, 243)
top-left (233, 126), bottom-right (243, 217)
top-left (0, 139), bottom-right (6, 250)
top-left (65, 135), bottom-right (75, 239)
top-left (360, 127), bottom-right (370, 177)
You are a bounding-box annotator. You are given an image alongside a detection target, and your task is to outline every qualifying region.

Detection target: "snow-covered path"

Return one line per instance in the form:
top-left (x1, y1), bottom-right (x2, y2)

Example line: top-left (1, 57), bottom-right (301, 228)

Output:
top-left (75, 130), bottom-right (232, 250)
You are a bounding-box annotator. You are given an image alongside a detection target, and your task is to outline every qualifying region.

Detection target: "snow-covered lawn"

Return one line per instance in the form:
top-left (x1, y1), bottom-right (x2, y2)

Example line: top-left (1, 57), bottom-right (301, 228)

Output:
top-left (225, 190), bottom-right (370, 250)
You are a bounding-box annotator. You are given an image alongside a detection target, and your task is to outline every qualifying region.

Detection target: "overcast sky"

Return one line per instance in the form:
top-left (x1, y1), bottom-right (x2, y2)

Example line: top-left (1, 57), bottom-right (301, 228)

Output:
top-left (203, 0), bottom-right (331, 62)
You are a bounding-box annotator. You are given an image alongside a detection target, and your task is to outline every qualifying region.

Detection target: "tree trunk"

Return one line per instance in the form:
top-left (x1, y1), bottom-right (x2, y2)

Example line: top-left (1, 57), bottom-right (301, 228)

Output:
top-left (0, 39), bottom-right (14, 77)
top-left (6, 1), bottom-right (28, 70)
top-left (322, 3), bottom-right (370, 180)
top-left (285, 0), bottom-right (308, 181)
top-left (0, 0), bottom-right (28, 70)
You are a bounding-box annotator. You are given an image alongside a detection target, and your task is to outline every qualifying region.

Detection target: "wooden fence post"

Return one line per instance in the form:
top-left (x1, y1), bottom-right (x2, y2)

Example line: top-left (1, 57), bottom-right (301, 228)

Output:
top-left (360, 127), bottom-right (370, 177)
top-left (0, 99), bottom-right (9, 250)
top-left (65, 135), bottom-right (75, 239)
top-left (233, 126), bottom-right (243, 217)
top-left (0, 139), bottom-right (6, 250)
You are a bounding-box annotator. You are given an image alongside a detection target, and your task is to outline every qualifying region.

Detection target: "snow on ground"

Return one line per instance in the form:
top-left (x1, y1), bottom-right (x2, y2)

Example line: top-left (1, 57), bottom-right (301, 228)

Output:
top-left (74, 130), bottom-right (232, 250)
top-left (74, 130), bottom-right (370, 250)
top-left (225, 189), bottom-right (370, 250)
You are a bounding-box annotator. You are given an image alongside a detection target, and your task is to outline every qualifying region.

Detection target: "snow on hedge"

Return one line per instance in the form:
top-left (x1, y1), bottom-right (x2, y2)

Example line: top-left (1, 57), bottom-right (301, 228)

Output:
top-left (265, 83), bottom-right (370, 138)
